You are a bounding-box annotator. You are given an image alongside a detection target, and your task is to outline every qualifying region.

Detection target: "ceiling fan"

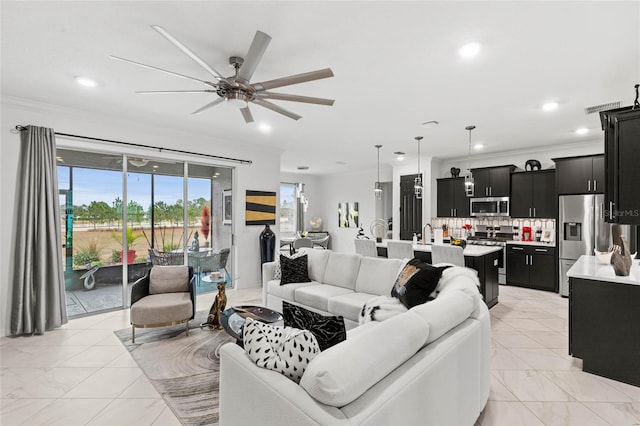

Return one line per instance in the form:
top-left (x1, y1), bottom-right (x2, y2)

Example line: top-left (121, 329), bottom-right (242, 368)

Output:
top-left (110, 26), bottom-right (335, 122)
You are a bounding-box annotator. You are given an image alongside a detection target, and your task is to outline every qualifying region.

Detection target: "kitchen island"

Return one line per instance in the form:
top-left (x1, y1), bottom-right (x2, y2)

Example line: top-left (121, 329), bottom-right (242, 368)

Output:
top-left (567, 255), bottom-right (640, 387)
top-left (376, 240), bottom-right (501, 308)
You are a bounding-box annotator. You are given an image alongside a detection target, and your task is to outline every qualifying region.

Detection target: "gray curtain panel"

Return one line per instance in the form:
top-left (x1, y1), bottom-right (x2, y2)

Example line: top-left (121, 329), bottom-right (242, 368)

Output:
top-left (11, 125), bottom-right (68, 335)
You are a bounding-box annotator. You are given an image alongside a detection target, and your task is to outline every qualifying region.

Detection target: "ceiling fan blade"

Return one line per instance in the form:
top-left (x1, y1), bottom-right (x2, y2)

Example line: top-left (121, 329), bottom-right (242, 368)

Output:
top-left (191, 97), bottom-right (226, 115)
top-left (252, 99), bottom-right (302, 120)
top-left (151, 25), bottom-right (226, 81)
top-left (257, 91), bottom-right (335, 106)
top-left (236, 31), bottom-right (271, 86)
top-left (110, 55), bottom-right (216, 87)
top-left (252, 68), bottom-right (334, 91)
top-left (240, 106), bottom-right (254, 123)
top-left (136, 90), bottom-right (217, 94)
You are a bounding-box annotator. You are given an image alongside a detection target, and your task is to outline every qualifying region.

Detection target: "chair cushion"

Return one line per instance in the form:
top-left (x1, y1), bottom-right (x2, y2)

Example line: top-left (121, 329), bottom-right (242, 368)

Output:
top-left (131, 292), bottom-right (192, 325)
top-left (267, 280), bottom-right (317, 300)
top-left (300, 311), bottom-right (430, 407)
top-left (149, 265), bottom-right (190, 294)
top-left (283, 301), bottom-right (346, 351)
top-left (322, 252), bottom-right (362, 290)
top-left (294, 285), bottom-right (354, 312)
top-left (354, 257), bottom-right (405, 295)
top-left (326, 292), bottom-right (379, 323)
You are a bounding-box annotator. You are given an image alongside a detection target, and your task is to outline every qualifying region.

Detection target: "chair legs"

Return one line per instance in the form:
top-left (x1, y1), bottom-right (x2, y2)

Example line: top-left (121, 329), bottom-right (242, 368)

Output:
top-left (132, 325), bottom-right (136, 344)
top-left (186, 321), bottom-right (190, 337)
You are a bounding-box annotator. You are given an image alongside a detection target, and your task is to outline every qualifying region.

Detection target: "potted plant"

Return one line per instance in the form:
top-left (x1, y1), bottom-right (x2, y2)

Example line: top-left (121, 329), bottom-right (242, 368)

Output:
top-left (112, 228), bottom-right (143, 264)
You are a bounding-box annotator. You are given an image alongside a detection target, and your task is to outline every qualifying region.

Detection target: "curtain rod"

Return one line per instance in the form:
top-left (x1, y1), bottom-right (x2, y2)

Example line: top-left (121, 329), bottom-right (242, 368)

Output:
top-left (14, 125), bottom-right (252, 165)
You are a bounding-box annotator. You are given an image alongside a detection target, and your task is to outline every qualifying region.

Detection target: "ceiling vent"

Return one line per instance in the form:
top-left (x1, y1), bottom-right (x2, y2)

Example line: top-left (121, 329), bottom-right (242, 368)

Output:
top-left (584, 101), bottom-right (621, 114)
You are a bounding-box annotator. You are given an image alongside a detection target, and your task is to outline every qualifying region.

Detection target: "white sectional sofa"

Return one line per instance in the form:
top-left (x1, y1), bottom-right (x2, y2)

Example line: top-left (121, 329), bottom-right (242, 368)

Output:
top-left (219, 248), bottom-right (491, 425)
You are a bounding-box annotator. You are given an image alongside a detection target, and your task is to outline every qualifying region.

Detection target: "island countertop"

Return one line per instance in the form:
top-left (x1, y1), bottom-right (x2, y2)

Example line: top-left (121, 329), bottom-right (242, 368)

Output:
top-left (567, 255), bottom-right (640, 285)
top-left (376, 240), bottom-right (503, 257)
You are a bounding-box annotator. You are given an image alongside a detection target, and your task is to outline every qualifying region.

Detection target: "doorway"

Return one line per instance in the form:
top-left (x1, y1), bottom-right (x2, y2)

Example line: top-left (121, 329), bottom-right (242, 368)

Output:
top-left (399, 174), bottom-right (422, 240)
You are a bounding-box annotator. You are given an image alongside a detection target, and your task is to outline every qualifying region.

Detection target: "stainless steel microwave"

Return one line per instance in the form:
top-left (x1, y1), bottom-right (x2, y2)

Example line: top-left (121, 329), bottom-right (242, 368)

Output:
top-left (470, 197), bottom-right (510, 217)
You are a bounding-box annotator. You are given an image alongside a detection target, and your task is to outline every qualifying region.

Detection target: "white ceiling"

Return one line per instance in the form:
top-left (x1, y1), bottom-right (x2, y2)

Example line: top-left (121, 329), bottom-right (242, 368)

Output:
top-left (2, 1), bottom-right (639, 175)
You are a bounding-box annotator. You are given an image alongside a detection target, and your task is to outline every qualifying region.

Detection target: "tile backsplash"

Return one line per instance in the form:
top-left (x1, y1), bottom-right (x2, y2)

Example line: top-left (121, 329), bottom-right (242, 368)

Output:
top-left (428, 217), bottom-right (555, 239)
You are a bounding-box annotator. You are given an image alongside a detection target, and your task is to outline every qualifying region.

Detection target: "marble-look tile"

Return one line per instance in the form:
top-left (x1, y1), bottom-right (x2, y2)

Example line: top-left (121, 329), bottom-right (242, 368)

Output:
top-left (57, 345), bottom-right (123, 368)
top-left (593, 375), bottom-right (640, 402)
top-left (1, 367), bottom-right (98, 398)
top-left (152, 406), bottom-right (182, 426)
top-left (19, 398), bottom-right (112, 426)
top-left (489, 372), bottom-right (519, 401)
top-left (57, 329), bottom-right (118, 346)
top-left (61, 367), bottom-right (142, 398)
top-left (505, 318), bottom-right (554, 332)
top-left (543, 371), bottom-right (633, 402)
top-left (491, 318), bottom-right (519, 333)
top-left (119, 375), bottom-right (162, 398)
top-left (495, 370), bottom-right (573, 402)
top-left (548, 347), bottom-right (583, 371)
top-left (0, 344), bottom-right (89, 368)
top-left (492, 332), bottom-right (545, 349)
top-left (87, 398), bottom-right (166, 425)
top-left (531, 317), bottom-right (569, 333)
top-left (509, 347), bottom-right (576, 371)
top-left (0, 330), bottom-right (82, 347)
top-left (491, 348), bottom-right (534, 370)
top-left (105, 352), bottom-right (139, 368)
top-left (476, 401), bottom-right (544, 425)
top-left (525, 331), bottom-right (568, 349)
top-left (582, 402), bottom-right (640, 425)
top-left (0, 398), bottom-right (55, 425)
top-left (523, 401), bottom-right (609, 425)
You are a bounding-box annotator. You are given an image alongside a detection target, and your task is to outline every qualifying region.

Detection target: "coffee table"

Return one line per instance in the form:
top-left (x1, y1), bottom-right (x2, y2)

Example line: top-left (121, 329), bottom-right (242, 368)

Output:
top-left (220, 305), bottom-right (283, 345)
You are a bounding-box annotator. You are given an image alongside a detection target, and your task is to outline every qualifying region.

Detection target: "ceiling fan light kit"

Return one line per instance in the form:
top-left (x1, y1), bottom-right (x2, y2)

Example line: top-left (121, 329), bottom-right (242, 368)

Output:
top-left (111, 26), bottom-right (335, 123)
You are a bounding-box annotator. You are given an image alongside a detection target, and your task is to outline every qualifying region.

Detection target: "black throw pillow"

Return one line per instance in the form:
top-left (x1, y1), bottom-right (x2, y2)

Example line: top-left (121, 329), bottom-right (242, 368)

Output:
top-left (280, 254), bottom-right (311, 285)
top-left (282, 301), bottom-right (347, 351)
top-left (391, 258), bottom-right (451, 309)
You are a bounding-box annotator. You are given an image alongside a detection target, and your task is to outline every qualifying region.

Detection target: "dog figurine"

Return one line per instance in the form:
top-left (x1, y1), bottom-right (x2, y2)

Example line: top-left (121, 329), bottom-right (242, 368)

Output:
top-left (202, 282), bottom-right (227, 330)
top-left (525, 159), bottom-right (542, 171)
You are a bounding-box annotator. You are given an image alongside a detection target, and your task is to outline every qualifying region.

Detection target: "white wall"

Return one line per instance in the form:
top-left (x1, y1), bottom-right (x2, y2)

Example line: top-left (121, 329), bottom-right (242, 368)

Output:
top-left (280, 172), bottom-right (325, 235)
top-left (1, 97), bottom-right (280, 335)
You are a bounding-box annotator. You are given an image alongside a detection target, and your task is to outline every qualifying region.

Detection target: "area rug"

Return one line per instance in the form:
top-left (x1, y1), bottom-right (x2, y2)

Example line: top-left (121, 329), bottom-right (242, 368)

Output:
top-left (114, 310), bottom-right (235, 426)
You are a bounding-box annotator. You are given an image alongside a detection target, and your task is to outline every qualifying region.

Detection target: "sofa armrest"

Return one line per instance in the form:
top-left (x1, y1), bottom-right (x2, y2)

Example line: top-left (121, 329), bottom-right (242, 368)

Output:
top-left (262, 261), bottom-right (277, 304)
top-left (219, 343), bottom-right (347, 426)
top-left (130, 272), bottom-right (150, 308)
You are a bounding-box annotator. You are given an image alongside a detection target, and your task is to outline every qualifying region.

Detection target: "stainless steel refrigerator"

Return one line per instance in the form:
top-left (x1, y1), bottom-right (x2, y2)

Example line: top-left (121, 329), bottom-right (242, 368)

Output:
top-left (558, 194), bottom-right (636, 296)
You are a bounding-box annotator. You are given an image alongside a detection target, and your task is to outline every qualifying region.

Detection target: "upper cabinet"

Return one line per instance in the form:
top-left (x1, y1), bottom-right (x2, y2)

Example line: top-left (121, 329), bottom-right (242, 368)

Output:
top-left (601, 107), bottom-right (640, 224)
top-left (553, 155), bottom-right (604, 195)
top-left (510, 170), bottom-right (556, 218)
top-left (436, 178), bottom-right (470, 217)
top-left (470, 165), bottom-right (516, 197)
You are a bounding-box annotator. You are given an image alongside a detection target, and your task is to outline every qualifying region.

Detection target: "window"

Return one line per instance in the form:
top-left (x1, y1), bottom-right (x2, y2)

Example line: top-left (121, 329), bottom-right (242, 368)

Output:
top-left (279, 183), bottom-right (297, 235)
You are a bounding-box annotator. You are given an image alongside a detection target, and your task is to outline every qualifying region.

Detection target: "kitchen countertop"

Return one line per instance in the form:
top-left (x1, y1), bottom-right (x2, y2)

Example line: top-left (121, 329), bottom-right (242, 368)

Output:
top-left (376, 240), bottom-right (503, 257)
top-left (506, 240), bottom-right (556, 248)
top-left (567, 255), bottom-right (640, 285)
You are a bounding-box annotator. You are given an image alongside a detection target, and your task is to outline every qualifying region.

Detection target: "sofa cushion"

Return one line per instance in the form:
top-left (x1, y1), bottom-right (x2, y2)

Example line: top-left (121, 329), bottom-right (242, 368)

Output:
top-left (267, 279), bottom-right (317, 301)
top-left (295, 285), bottom-right (354, 312)
top-left (149, 265), bottom-right (190, 294)
top-left (391, 259), bottom-right (450, 309)
top-left (326, 292), bottom-right (378, 323)
top-left (354, 257), bottom-right (405, 296)
top-left (300, 311), bottom-right (430, 407)
top-left (298, 248), bottom-right (331, 282)
top-left (321, 252), bottom-right (362, 290)
top-left (410, 290), bottom-right (475, 344)
top-left (280, 254), bottom-right (311, 285)
top-left (243, 318), bottom-right (320, 384)
top-left (283, 301), bottom-right (346, 351)
top-left (131, 292), bottom-right (192, 325)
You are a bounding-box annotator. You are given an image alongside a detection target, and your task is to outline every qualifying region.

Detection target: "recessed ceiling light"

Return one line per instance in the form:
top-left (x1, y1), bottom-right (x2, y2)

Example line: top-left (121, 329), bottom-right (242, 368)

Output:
top-left (152, 165), bottom-right (159, 169)
top-left (459, 42), bottom-right (481, 58)
top-left (394, 151), bottom-right (405, 161)
top-left (575, 127), bottom-right (589, 135)
top-left (214, 172), bottom-right (220, 176)
top-left (258, 123), bottom-right (271, 133)
top-left (56, 156), bottom-right (64, 162)
top-left (297, 166), bottom-right (309, 170)
top-left (474, 143), bottom-right (484, 150)
top-left (542, 101), bottom-right (559, 112)
top-left (75, 76), bottom-right (97, 88)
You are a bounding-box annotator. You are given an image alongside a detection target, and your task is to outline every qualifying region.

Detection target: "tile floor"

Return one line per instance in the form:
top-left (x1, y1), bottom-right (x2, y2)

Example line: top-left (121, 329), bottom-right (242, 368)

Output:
top-left (2, 285), bottom-right (639, 425)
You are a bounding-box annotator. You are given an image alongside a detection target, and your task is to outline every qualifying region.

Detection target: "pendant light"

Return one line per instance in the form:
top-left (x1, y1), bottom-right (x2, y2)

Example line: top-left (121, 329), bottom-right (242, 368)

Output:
top-left (464, 125), bottom-right (476, 197)
top-left (374, 144), bottom-right (383, 199)
top-left (414, 136), bottom-right (423, 199)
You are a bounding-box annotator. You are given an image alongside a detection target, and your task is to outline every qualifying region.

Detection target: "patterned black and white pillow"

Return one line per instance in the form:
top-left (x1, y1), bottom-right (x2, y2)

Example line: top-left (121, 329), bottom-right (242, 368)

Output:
top-left (274, 251), bottom-right (304, 280)
top-left (243, 317), bottom-right (320, 383)
top-left (359, 295), bottom-right (408, 325)
top-left (283, 301), bottom-right (346, 351)
top-left (279, 254), bottom-right (311, 285)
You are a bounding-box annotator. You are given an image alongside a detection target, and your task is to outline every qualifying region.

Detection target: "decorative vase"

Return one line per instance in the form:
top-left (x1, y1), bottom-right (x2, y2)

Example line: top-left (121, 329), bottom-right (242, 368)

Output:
top-left (119, 250), bottom-right (136, 264)
top-left (610, 225), bottom-right (632, 276)
top-left (259, 224), bottom-right (276, 264)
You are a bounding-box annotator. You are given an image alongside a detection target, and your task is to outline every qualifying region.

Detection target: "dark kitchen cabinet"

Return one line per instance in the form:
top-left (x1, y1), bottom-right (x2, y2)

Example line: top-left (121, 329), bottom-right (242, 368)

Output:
top-left (510, 170), bottom-right (556, 218)
top-left (553, 155), bottom-right (604, 195)
top-left (506, 244), bottom-right (556, 292)
top-left (436, 178), bottom-right (470, 217)
top-left (471, 165), bottom-right (516, 197)
top-left (600, 107), bottom-right (640, 224)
